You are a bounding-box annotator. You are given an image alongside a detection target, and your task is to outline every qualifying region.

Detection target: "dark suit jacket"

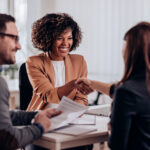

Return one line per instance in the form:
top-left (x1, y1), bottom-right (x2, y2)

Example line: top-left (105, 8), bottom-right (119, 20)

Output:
top-left (108, 74), bottom-right (150, 150)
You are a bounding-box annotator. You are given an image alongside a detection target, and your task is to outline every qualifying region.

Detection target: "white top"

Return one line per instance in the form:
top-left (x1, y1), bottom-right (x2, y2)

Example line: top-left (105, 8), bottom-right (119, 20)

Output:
top-left (51, 60), bottom-right (65, 87)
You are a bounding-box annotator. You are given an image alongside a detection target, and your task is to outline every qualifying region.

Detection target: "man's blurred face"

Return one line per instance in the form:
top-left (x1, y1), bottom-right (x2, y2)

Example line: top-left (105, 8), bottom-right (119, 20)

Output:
top-left (0, 22), bottom-right (21, 65)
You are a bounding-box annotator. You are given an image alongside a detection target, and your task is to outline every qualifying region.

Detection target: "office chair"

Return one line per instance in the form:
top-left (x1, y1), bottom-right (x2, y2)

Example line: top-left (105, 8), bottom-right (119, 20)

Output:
top-left (88, 92), bottom-right (102, 106)
top-left (19, 63), bottom-right (33, 110)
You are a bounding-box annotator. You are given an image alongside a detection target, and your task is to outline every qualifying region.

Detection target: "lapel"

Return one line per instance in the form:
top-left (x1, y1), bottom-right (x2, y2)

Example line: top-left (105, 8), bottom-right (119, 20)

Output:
top-left (64, 54), bottom-right (76, 99)
top-left (64, 54), bottom-right (76, 83)
top-left (44, 53), bottom-right (76, 86)
top-left (44, 53), bottom-right (55, 86)
top-left (43, 53), bottom-right (76, 99)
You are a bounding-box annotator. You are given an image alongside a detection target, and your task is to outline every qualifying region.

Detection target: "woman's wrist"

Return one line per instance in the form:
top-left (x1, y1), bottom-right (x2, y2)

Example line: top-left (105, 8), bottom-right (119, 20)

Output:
top-left (109, 84), bottom-right (115, 98)
top-left (91, 80), bottom-right (98, 92)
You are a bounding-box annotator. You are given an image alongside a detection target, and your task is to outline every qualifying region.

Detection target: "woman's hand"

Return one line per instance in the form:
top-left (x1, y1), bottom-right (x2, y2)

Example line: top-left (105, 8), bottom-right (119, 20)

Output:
top-left (57, 79), bottom-right (77, 99)
top-left (76, 78), bottom-right (94, 95)
top-left (76, 78), bottom-right (113, 97)
top-left (57, 78), bottom-right (94, 99)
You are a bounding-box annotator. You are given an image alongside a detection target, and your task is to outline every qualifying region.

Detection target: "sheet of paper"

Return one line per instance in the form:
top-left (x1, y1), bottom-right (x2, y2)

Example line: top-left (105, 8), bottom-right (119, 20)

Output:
top-left (54, 125), bottom-right (97, 136)
top-left (85, 104), bottom-right (111, 117)
top-left (70, 114), bottom-right (96, 125)
top-left (49, 96), bottom-right (88, 131)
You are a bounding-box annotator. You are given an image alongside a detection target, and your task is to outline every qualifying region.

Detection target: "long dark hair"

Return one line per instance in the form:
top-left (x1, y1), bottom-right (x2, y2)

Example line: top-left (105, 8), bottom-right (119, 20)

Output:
top-left (119, 22), bottom-right (150, 93)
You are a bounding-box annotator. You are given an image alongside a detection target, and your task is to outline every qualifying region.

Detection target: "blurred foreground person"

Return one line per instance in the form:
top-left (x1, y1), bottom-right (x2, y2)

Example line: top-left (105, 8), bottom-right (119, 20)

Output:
top-left (0, 13), bottom-right (60, 150)
top-left (77, 22), bottom-right (150, 150)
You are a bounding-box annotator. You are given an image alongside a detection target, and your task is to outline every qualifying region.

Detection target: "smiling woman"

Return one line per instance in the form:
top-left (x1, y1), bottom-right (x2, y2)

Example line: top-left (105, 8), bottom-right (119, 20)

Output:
top-left (50, 27), bottom-right (73, 60)
top-left (26, 13), bottom-right (89, 111)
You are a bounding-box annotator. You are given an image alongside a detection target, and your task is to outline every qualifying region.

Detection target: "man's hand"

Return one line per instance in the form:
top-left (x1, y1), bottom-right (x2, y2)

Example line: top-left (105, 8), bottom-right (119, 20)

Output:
top-left (34, 108), bottom-right (61, 132)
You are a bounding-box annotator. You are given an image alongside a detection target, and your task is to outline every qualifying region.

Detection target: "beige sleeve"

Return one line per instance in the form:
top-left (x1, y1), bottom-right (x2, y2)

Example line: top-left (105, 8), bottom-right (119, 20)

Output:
top-left (26, 57), bottom-right (60, 105)
top-left (74, 56), bottom-right (88, 106)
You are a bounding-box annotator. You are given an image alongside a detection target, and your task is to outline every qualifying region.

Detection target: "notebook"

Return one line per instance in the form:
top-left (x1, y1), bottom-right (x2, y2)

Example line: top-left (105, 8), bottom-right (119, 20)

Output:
top-left (85, 104), bottom-right (111, 117)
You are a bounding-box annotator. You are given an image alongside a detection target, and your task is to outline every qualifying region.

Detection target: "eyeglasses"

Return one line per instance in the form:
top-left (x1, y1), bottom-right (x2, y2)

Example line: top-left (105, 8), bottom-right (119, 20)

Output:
top-left (0, 32), bottom-right (19, 42)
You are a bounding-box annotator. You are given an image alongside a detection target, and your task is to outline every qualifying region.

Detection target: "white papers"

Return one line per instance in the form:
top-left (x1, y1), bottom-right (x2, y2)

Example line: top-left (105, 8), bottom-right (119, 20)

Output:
top-left (54, 125), bottom-right (97, 136)
top-left (85, 104), bottom-right (111, 117)
top-left (70, 114), bottom-right (96, 125)
top-left (48, 103), bottom-right (59, 109)
top-left (49, 96), bottom-right (88, 131)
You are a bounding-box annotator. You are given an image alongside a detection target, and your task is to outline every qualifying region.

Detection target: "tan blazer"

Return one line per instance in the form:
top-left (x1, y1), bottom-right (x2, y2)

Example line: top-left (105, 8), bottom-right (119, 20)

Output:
top-left (26, 53), bottom-right (88, 111)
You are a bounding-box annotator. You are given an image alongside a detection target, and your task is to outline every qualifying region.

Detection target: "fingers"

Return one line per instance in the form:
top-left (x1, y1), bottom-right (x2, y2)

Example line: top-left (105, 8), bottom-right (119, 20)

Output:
top-left (58, 79), bottom-right (78, 99)
top-left (34, 108), bottom-right (62, 132)
top-left (76, 77), bottom-right (91, 86)
top-left (41, 116), bottom-right (51, 132)
top-left (67, 79), bottom-right (77, 87)
top-left (75, 78), bottom-right (86, 84)
top-left (50, 110), bottom-right (62, 117)
top-left (77, 82), bottom-right (94, 95)
top-left (45, 108), bottom-right (62, 118)
top-left (34, 112), bottom-right (51, 132)
top-left (58, 78), bottom-right (93, 97)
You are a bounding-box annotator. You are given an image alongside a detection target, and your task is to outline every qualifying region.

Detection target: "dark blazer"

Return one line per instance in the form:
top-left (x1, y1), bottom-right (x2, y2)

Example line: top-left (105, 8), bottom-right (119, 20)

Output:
top-left (108, 74), bottom-right (150, 150)
top-left (0, 77), bottom-right (42, 150)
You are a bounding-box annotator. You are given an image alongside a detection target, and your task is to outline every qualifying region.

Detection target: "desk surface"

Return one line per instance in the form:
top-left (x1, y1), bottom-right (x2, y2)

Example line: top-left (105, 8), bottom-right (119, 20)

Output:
top-left (34, 116), bottom-right (109, 150)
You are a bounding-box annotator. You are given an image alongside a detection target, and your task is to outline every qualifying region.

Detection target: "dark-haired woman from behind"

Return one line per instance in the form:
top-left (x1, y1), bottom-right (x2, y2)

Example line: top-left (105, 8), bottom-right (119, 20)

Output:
top-left (108, 22), bottom-right (150, 150)
top-left (76, 22), bottom-right (150, 150)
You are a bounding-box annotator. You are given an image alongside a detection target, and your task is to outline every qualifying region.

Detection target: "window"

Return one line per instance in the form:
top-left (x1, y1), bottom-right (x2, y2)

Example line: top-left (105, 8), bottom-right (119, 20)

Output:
top-left (14, 0), bottom-right (27, 65)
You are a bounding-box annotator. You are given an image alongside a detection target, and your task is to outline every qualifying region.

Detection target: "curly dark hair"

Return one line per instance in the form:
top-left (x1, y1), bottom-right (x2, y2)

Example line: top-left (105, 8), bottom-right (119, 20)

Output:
top-left (32, 13), bottom-right (82, 52)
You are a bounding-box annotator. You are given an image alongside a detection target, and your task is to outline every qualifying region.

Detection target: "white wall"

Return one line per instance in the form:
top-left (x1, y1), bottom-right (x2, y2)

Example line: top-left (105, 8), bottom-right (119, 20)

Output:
top-left (0, 0), bottom-right (9, 13)
top-left (1, 0), bottom-right (150, 82)
top-left (1, 0), bottom-right (150, 103)
top-left (26, 0), bottom-right (56, 56)
top-left (25, 0), bottom-right (150, 83)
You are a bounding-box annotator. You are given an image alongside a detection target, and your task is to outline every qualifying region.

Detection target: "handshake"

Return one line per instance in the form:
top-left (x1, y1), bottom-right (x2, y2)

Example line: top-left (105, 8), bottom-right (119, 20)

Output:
top-left (75, 78), bottom-right (94, 95)
top-left (57, 78), bottom-right (94, 99)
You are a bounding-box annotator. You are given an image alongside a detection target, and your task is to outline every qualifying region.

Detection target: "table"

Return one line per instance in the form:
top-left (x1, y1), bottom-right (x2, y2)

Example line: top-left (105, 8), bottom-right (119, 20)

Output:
top-left (33, 116), bottom-right (109, 150)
